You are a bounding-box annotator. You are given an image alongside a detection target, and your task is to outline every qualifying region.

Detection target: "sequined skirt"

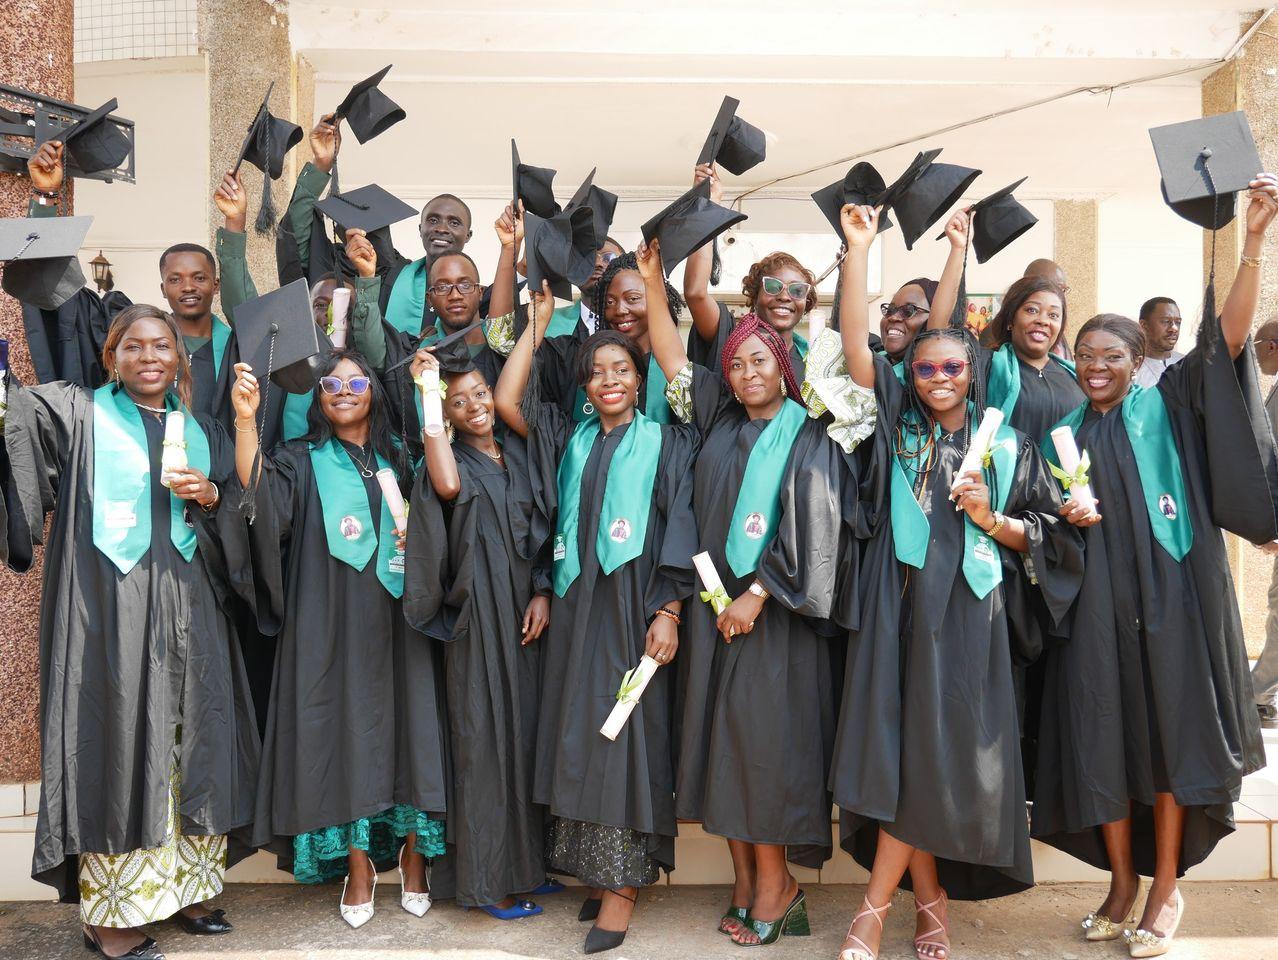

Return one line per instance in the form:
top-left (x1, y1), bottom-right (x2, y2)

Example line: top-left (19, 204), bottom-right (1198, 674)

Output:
top-left (546, 816), bottom-right (660, 889)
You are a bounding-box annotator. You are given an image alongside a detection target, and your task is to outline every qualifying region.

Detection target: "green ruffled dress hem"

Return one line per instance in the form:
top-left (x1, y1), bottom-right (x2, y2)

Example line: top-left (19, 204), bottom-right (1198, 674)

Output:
top-left (293, 805), bottom-right (445, 884)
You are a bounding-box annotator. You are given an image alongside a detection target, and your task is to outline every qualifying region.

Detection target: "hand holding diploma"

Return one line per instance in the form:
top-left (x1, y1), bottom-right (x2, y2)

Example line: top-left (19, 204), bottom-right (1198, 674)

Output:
top-left (600, 655), bottom-right (662, 741)
top-left (375, 468), bottom-right (409, 539)
top-left (693, 552), bottom-right (730, 614)
top-left (411, 352), bottom-right (446, 439)
top-left (951, 407), bottom-right (1004, 498)
top-left (1051, 426), bottom-right (1102, 527)
top-left (328, 286), bottom-right (351, 349)
top-left (160, 411), bottom-right (188, 487)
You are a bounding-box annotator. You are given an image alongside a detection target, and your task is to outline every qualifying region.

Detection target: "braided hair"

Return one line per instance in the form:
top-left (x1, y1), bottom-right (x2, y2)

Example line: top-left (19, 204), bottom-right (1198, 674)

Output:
top-left (590, 251), bottom-right (686, 327)
top-left (720, 312), bottom-right (804, 405)
top-left (894, 326), bottom-right (986, 492)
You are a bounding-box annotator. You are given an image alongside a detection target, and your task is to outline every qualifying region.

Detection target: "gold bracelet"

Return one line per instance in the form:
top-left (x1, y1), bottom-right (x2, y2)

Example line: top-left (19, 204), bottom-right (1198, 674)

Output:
top-left (234, 421), bottom-right (255, 433)
top-left (986, 513), bottom-right (1006, 537)
top-left (1241, 254), bottom-right (1266, 268)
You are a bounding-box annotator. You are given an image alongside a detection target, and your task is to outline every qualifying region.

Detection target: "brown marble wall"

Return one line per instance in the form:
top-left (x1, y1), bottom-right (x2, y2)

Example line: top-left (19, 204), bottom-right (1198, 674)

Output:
top-left (1052, 199), bottom-right (1099, 343)
top-left (0, 0), bottom-right (75, 784)
top-left (199, 0), bottom-right (294, 298)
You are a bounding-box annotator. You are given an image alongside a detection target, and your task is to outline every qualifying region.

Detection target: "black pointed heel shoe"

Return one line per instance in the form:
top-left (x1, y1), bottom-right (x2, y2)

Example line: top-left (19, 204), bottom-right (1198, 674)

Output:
top-left (176, 907), bottom-right (233, 935)
top-left (584, 888), bottom-right (636, 954)
top-left (82, 927), bottom-right (166, 959)
top-left (578, 896), bottom-right (602, 922)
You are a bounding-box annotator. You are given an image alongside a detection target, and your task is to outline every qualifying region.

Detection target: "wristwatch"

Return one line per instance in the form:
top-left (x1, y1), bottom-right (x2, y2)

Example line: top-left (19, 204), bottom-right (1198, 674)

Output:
top-left (748, 581), bottom-right (769, 600)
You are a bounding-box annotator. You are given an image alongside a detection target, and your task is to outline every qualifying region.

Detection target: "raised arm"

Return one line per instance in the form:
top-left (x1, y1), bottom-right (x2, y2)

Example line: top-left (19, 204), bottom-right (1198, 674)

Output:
top-left (838, 204), bottom-right (881, 389)
top-left (1221, 173), bottom-right (1278, 357)
top-left (494, 281), bottom-right (555, 438)
top-left (683, 163), bottom-right (726, 342)
top-left (284, 115), bottom-right (340, 271)
top-left (636, 239), bottom-right (689, 381)
top-left (214, 170), bottom-right (256, 323)
top-left (230, 362), bottom-right (261, 487)
top-left (929, 208), bottom-right (971, 330)
top-left (344, 228), bottom-right (387, 369)
top-left (407, 350), bottom-right (461, 500)
top-left (25, 140), bottom-right (64, 218)
top-left (487, 202), bottom-right (524, 322)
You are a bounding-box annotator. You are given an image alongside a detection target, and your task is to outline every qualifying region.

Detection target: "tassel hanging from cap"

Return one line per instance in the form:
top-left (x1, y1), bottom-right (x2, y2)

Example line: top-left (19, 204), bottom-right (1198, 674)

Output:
top-left (238, 323), bottom-right (279, 522)
top-left (254, 119), bottom-right (278, 236)
top-left (518, 297), bottom-right (544, 430)
top-left (1196, 147), bottom-right (1222, 357)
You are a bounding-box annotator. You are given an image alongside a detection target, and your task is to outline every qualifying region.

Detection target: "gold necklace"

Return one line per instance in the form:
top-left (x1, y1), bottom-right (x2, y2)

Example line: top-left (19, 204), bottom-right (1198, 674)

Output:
top-left (345, 444), bottom-right (375, 478)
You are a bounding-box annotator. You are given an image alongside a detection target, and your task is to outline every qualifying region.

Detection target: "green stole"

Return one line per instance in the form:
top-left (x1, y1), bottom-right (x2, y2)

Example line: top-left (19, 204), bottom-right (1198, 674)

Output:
top-left (182, 315), bottom-right (231, 380)
top-left (986, 342), bottom-right (1076, 421)
top-left (572, 355), bottom-right (671, 424)
top-left (889, 410), bottom-right (1017, 599)
top-left (1044, 386), bottom-right (1191, 561)
top-left (282, 391), bottom-right (312, 441)
top-left (552, 411), bottom-right (664, 596)
top-left (308, 438), bottom-right (405, 597)
top-left (91, 385), bottom-right (211, 574)
top-left (791, 332), bottom-right (809, 361)
top-left (548, 302), bottom-right (582, 339)
top-left (725, 399), bottom-right (807, 576)
top-left (385, 257), bottom-right (429, 337)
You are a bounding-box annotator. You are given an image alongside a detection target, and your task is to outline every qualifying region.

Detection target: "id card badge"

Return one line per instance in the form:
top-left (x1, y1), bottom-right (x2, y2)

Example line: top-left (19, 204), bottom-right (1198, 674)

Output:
top-left (389, 547), bottom-right (406, 574)
top-left (105, 501), bottom-right (138, 529)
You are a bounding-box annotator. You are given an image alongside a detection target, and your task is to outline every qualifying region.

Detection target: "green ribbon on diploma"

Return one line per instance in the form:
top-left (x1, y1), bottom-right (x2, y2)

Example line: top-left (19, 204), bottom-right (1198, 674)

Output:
top-left (700, 586), bottom-right (730, 614)
top-left (616, 665), bottom-right (648, 703)
top-left (1048, 450), bottom-right (1092, 491)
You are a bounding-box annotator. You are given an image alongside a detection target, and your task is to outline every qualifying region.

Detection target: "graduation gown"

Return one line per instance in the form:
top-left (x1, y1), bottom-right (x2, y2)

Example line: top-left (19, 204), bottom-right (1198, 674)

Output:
top-left (225, 441), bottom-right (448, 863)
top-left (1031, 344), bottom-right (1273, 875)
top-left (524, 402), bottom-right (698, 874)
top-left (403, 438), bottom-right (547, 906)
top-left (832, 358), bottom-right (1083, 900)
top-left (0, 382), bottom-right (259, 900)
top-left (979, 343), bottom-right (1085, 443)
top-left (687, 301), bottom-right (808, 382)
top-left (673, 366), bottom-right (863, 868)
top-left (21, 289), bottom-right (131, 388)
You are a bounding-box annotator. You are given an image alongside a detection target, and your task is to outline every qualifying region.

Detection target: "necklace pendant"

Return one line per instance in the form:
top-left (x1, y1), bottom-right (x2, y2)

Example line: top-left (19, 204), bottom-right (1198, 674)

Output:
top-left (360, 467), bottom-right (374, 478)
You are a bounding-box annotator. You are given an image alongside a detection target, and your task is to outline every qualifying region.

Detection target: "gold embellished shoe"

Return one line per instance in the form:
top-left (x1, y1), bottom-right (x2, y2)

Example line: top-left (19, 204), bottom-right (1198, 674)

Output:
top-left (1081, 881), bottom-right (1141, 942)
top-left (1124, 889), bottom-right (1183, 958)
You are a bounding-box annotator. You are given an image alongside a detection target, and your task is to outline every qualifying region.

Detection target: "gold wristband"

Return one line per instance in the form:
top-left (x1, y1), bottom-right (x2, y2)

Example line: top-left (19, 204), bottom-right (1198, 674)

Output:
top-left (1241, 254), bottom-right (1266, 268)
top-left (986, 513), bottom-right (1006, 537)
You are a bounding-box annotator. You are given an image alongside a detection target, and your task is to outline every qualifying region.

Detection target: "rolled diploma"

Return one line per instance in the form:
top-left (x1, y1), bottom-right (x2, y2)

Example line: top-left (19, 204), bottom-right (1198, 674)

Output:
top-left (418, 367), bottom-right (445, 438)
top-left (1050, 425), bottom-right (1095, 510)
top-left (808, 308), bottom-right (827, 343)
top-left (600, 655), bottom-right (661, 741)
top-left (329, 287), bottom-right (351, 349)
top-left (693, 551), bottom-right (729, 614)
top-left (376, 468), bottom-right (408, 536)
top-left (160, 410), bottom-right (187, 487)
top-left (951, 407), bottom-right (1004, 493)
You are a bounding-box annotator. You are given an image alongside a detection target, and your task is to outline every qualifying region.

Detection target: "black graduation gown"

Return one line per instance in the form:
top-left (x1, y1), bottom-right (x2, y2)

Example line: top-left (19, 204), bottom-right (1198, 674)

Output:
top-left (687, 301), bottom-right (808, 382)
top-left (979, 344), bottom-right (1086, 442)
top-left (403, 439), bottom-right (547, 906)
top-left (1032, 345), bottom-right (1272, 875)
top-left (224, 440), bottom-right (449, 865)
top-left (831, 358), bottom-right (1083, 900)
top-left (0, 382), bottom-right (259, 900)
top-left (673, 366), bottom-right (862, 868)
top-left (533, 334), bottom-right (671, 422)
top-left (523, 403), bottom-right (699, 874)
top-left (21, 288), bottom-right (131, 387)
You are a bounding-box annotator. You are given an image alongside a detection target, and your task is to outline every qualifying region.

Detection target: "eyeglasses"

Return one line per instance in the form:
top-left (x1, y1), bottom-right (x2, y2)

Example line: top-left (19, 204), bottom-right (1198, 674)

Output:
top-left (428, 280), bottom-right (479, 297)
top-left (910, 358), bottom-right (969, 380)
top-left (598, 251), bottom-right (619, 266)
top-left (882, 303), bottom-right (930, 321)
top-left (319, 375), bottom-right (371, 395)
top-left (761, 276), bottom-right (812, 301)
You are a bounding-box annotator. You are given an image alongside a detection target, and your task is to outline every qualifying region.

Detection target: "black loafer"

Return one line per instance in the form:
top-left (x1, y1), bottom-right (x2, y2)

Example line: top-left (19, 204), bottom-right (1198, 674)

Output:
top-left (176, 908), bottom-right (233, 935)
top-left (83, 930), bottom-right (166, 958)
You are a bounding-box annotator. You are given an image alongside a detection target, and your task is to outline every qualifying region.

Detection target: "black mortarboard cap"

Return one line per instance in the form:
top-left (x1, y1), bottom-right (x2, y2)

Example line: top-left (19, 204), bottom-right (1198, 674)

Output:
top-left (1149, 111), bottom-right (1261, 229)
top-left (314, 183), bottom-right (417, 233)
top-left (233, 278), bottom-right (328, 395)
top-left (0, 215), bottom-right (90, 310)
top-left (878, 149), bottom-right (943, 215)
top-left (525, 207), bottom-right (598, 302)
top-left (967, 177), bottom-right (1037, 263)
top-left (565, 168), bottom-right (618, 247)
top-left (811, 161), bottom-right (896, 238)
top-left (432, 333), bottom-right (479, 379)
top-left (61, 98), bottom-right (131, 175)
top-left (697, 96), bottom-right (766, 176)
top-left (333, 65), bottom-right (406, 144)
top-left (512, 140), bottom-right (559, 219)
top-left (641, 179), bottom-right (747, 275)
top-left (893, 161), bottom-right (982, 249)
top-left (234, 83), bottom-right (303, 180)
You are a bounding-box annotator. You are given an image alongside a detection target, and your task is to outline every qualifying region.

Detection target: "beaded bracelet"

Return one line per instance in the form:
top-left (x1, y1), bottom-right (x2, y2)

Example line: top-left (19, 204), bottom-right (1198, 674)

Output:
top-left (654, 607), bottom-right (682, 626)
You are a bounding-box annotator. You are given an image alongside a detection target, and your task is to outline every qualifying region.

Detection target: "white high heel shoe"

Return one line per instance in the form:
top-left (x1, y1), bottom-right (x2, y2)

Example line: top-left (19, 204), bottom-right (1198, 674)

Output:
top-left (339, 854), bottom-right (378, 929)
top-left (1125, 889), bottom-right (1184, 958)
top-left (398, 843), bottom-right (432, 918)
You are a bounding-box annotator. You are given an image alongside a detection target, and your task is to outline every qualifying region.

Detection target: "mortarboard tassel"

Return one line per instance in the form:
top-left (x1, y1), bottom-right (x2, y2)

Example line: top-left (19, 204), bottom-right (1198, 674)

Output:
top-left (710, 237), bottom-right (723, 287)
top-left (238, 324), bottom-right (279, 522)
top-left (254, 120), bottom-right (278, 236)
top-left (518, 298), bottom-right (544, 431)
top-left (1196, 150), bottom-right (1222, 357)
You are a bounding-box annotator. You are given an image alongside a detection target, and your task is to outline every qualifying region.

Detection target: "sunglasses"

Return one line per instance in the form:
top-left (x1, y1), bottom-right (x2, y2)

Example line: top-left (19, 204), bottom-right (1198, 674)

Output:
top-left (910, 358), bottom-right (970, 380)
top-left (428, 279), bottom-right (479, 297)
top-left (881, 303), bottom-right (930, 321)
top-left (598, 251), bottom-right (619, 266)
top-left (761, 276), bottom-right (812, 301)
top-left (319, 375), bottom-right (371, 395)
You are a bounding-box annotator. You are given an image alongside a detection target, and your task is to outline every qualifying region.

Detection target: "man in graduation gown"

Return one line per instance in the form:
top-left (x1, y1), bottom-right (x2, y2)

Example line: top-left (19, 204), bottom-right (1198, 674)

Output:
top-left (24, 142), bottom-right (236, 420)
top-left (403, 341), bottom-right (549, 914)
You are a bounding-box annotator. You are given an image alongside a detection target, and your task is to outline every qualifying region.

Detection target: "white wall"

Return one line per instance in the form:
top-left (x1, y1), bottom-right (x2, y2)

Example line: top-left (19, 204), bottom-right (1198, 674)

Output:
top-left (73, 56), bottom-right (209, 307)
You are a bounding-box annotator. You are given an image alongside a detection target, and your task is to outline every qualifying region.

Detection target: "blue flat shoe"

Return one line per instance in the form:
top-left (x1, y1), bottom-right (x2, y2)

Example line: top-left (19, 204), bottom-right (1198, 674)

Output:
top-left (471, 899), bottom-right (543, 920)
top-left (530, 878), bottom-right (566, 895)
